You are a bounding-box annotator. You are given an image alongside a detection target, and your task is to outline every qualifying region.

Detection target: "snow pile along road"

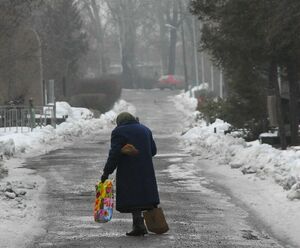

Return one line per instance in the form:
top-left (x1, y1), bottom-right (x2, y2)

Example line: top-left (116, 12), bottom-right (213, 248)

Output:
top-left (0, 99), bottom-right (135, 248)
top-left (0, 99), bottom-right (135, 158)
top-left (174, 90), bottom-right (300, 201)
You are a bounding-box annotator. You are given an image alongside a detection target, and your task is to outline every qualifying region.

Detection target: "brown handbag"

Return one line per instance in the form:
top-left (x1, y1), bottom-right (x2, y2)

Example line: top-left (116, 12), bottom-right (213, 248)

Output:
top-left (143, 207), bottom-right (169, 234)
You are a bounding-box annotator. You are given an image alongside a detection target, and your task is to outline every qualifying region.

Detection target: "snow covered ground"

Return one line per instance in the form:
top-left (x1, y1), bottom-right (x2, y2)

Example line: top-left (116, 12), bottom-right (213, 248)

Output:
top-left (171, 90), bottom-right (300, 247)
top-left (1, 89), bottom-right (300, 247)
top-left (0, 100), bottom-right (135, 248)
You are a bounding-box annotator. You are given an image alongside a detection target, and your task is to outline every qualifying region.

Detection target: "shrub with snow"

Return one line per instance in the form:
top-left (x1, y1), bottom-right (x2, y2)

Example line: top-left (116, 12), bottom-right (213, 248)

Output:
top-left (0, 139), bottom-right (15, 157)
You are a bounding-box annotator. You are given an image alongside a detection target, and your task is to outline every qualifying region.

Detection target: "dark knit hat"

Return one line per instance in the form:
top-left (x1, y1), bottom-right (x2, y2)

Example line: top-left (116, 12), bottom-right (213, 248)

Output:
top-left (116, 112), bottom-right (136, 126)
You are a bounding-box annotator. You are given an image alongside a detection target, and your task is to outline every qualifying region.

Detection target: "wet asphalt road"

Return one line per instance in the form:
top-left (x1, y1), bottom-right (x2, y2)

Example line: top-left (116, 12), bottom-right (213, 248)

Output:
top-left (26, 89), bottom-right (290, 248)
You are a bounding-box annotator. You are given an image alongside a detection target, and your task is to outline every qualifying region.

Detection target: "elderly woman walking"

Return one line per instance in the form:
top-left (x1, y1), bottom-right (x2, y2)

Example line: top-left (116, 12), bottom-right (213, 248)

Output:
top-left (101, 112), bottom-right (160, 236)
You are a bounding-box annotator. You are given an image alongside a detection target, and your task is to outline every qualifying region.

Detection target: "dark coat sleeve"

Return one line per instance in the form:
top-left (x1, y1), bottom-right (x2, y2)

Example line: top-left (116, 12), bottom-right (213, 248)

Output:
top-left (150, 132), bottom-right (157, 156)
top-left (103, 128), bottom-right (126, 175)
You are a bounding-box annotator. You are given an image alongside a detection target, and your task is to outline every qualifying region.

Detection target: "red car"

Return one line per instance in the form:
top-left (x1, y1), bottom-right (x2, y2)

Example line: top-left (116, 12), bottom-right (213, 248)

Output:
top-left (157, 75), bottom-right (184, 89)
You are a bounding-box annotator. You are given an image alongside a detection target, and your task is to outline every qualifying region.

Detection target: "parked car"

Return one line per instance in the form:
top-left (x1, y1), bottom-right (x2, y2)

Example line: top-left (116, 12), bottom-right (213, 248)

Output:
top-left (157, 75), bottom-right (184, 89)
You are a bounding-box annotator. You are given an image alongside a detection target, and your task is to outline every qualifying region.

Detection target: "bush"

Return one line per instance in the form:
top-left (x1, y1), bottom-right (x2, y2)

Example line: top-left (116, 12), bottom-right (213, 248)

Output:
top-left (197, 97), bottom-right (224, 123)
top-left (197, 94), bottom-right (268, 141)
top-left (69, 93), bottom-right (115, 113)
top-left (194, 89), bottom-right (215, 99)
top-left (69, 77), bottom-right (121, 112)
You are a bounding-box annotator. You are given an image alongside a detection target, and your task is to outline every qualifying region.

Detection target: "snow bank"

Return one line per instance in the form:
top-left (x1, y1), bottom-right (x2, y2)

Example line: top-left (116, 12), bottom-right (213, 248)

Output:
top-left (172, 90), bottom-right (199, 128)
top-left (0, 159), bottom-right (45, 248)
top-left (174, 89), bottom-right (300, 200)
top-left (0, 99), bottom-right (135, 248)
top-left (172, 89), bottom-right (300, 246)
top-left (173, 90), bottom-right (198, 115)
top-left (0, 99), bottom-right (135, 159)
top-left (0, 139), bottom-right (15, 157)
top-left (56, 101), bottom-right (94, 120)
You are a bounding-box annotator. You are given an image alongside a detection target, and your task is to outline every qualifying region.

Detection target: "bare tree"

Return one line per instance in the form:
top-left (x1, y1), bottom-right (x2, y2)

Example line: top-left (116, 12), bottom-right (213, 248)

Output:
top-left (154, 1), bottom-right (170, 75)
top-left (81, 0), bottom-right (109, 76)
top-left (36, 0), bottom-right (88, 98)
top-left (105, 0), bottom-right (143, 88)
top-left (153, 0), bottom-right (187, 76)
top-left (0, 0), bottom-right (42, 103)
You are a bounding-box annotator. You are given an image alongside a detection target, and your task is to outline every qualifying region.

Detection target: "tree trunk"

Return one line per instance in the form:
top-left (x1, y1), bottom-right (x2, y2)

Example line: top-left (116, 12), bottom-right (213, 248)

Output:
top-left (168, 28), bottom-right (177, 75)
top-left (118, 13), bottom-right (132, 88)
top-left (181, 19), bottom-right (188, 91)
top-left (90, 0), bottom-right (106, 75)
top-left (167, 1), bottom-right (179, 75)
top-left (269, 61), bottom-right (287, 149)
top-left (286, 62), bottom-right (299, 145)
top-left (155, 2), bottom-right (169, 74)
top-left (118, 0), bottom-right (137, 88)
top-left (185, 16), bottom-right (197, 84)
top-left (7, 37), bottom-right (16, 101)
top-left (179, 0), bottom-right (188, 91)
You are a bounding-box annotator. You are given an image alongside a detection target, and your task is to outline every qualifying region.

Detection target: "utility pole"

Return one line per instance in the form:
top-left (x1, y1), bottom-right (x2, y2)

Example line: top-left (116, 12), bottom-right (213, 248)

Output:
top-left (220, 69), bottom-right (223, 98)
top-left (201, 53), bottom-right (205, 84)
top-left (277, 66), bottom-right (282, 93)
top-left (181, 24), bottom-right (188, 91)
top-left (179, 2), bottom-right (188, 92)
top-left (200, 21), bottom-right (205, 85)
top-left (210, 64), bottom-right (214, 91)
top-left (192, 16), bottom-right (199, 86)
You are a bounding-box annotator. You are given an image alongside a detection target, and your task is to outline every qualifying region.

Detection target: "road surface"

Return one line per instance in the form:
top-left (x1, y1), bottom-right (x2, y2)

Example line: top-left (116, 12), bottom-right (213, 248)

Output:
top-left (27, 89), bottom-right (291, 248)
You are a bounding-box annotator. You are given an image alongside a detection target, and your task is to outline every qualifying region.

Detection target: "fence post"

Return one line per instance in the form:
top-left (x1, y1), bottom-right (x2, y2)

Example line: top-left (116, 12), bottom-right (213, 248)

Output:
top-left (43, 79), bottom-right (47, 105)
top-left (48, 79), bottom-right (56, 129)
top-left (29, 98), bottom-right (35, 131)
top-left (52, 102), bottom-right (56, 129)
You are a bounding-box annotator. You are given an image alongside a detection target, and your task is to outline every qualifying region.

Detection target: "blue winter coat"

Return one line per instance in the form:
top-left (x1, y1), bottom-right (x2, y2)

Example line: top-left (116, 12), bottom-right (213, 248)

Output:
top-left (103, 119), bottom-right (160, 213)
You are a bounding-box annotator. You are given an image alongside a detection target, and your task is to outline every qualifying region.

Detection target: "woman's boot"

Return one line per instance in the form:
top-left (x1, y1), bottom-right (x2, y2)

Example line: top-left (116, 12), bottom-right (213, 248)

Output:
top-left (126, 211), bottom-right (148, 236)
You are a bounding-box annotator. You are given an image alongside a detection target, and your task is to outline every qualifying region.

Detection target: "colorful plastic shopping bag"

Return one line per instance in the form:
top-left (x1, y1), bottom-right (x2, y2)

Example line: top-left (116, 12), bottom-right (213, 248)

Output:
top-left (94, 179), bottom-right (114, 223)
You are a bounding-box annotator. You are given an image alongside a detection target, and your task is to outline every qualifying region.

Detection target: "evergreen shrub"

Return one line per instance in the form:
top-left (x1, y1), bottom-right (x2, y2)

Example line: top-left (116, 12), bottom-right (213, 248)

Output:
top-left (197, 92), bottom-right (268, 141)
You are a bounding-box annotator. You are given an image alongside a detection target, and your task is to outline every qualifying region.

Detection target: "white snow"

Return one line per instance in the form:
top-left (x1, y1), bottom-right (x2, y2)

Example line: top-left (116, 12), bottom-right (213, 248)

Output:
top-left (2, 87), bottom-right (300, 246)
top-left (0, 99), bottom-right (135, 248)
top-left (170, 89), bottom-right (300, 247)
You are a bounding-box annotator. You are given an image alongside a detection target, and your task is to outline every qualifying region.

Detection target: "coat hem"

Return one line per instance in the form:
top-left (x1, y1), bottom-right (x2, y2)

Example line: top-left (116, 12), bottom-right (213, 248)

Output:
top-left (116, 203), bottom-right (159, 213)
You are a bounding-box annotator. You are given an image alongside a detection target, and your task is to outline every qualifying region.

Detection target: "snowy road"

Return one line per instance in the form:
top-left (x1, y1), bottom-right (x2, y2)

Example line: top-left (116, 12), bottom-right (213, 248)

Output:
top-left (26, 89), bottom-right (291, 247)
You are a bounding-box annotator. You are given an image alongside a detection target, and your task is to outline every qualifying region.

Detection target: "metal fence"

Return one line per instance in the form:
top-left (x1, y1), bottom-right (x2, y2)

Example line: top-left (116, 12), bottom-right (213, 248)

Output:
top-left (0, 105), bottom-right (55, 133)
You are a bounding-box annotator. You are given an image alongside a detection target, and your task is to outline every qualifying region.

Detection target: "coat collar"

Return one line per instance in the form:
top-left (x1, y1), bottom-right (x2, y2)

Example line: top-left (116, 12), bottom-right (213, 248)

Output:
top-left (117, 119), bottom-right (139, 127)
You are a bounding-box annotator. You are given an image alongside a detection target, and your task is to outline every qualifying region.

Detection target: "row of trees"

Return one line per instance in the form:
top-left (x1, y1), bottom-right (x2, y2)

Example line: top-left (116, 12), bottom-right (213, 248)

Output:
top-left (0, 0), bottom-right (42, 103)
top-left (79, 0), bottom-right (201, 88)
top-left (4, 0), bottom-right (223, 111)
top-left (36, 0), bottom-right (88, 97)
top-left (1, 0), bottom-right (204, 97)
top-left (0, 0), bottom-right (88, 103)
top-left (190, 0), bottom-right (300, 148)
